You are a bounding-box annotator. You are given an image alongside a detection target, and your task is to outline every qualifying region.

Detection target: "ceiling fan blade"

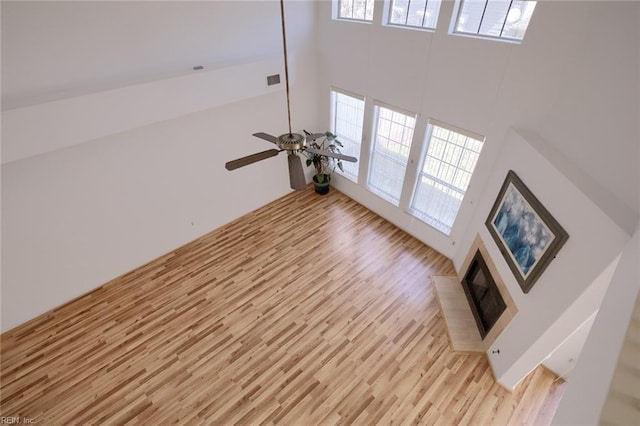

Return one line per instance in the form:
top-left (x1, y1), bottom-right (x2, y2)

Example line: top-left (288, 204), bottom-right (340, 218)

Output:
top-left (225, 149), bottom-right (281, 171)
top-left (287, 154), bottom-right (307, 190)
top-left (304, 147), bottom-right (358, 163)
top-left (306, 133), bottom-right (326, 142)
top-left (253, 132), bottom-right (279, 145)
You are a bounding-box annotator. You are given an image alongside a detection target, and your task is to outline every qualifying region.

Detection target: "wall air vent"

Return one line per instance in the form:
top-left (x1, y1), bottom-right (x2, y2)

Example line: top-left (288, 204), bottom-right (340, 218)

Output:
top-left (267, 74), bottom-right (281, 86)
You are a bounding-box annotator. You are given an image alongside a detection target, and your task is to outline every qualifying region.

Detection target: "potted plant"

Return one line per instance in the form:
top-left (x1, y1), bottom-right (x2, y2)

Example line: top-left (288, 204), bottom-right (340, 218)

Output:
top-left (303, 130), bottom-right (345, 195)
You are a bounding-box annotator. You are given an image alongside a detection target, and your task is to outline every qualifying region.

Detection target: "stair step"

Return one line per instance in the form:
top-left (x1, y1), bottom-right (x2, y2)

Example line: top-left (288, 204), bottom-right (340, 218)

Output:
top-left (609, 370), bottom-right (640, 399)
top-left (627, 319), bottom-right (640, 346)
top-left (614, 354), bottom-right (640, 382)
top-left (632, 303), bottom-right (640, 322)
top-left (618, 344), bottom-right (640, 373)
top-left (600, 391), bottom-right (640, 425)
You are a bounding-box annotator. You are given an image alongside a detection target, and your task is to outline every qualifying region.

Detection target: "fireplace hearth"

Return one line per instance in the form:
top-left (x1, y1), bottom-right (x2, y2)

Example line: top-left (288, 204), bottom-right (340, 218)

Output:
top-left (461, 250), bottom-right (507, 339)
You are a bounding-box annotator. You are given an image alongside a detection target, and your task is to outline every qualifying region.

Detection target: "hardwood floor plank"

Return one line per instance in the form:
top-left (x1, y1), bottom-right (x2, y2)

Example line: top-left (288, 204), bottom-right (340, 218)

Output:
top-left (1, 189), bottom-right (564, 424)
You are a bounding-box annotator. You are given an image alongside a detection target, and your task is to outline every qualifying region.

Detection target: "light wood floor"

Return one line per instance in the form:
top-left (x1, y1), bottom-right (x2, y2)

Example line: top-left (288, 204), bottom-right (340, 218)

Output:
top-left (1, 189), bottom-right (565, 425)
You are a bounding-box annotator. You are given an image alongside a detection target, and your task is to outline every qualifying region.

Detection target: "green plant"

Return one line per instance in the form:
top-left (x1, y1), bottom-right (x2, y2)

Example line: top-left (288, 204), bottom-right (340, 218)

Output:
top-left (303, 130), bottom-right (344, 184)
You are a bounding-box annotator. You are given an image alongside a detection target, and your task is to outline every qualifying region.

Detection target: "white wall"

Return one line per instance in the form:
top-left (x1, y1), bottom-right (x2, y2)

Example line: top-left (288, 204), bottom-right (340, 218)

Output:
top-left (0, 0), bottom-right (320, 332)
top-left (317, 0), bottom-right (638, 388)
top-left (552, 223), bottom-right (640, 425)
top-left (488, 0), bottom-right (639, 234)
top-left (317, 0), bottom-right (639, 256)
top-left (2, 91), bottom-right (289, 331)
top-left (319, 0), bottom-right (512, 258)
top-left (2, 57), bottom-right (287, 164)
top-left (542, 311), bottom-right (596, 381)
top-left (453, 129), bottom-right (629, 389)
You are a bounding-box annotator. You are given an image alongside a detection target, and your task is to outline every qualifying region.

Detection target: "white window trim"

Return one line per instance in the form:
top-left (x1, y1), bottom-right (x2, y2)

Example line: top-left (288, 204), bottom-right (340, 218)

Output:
top-left (427, 118), bottom-right (484, 142)
top-left (366, 101), bottom-right (419, 206)
top-left (330, 86), bottom-right (365, 103)
top-left (407, 118), bottom-right (485, 234)
top-left (371, 99), bottom-right (419, 122)
top-left (399, 116), bottom-right (428, 209)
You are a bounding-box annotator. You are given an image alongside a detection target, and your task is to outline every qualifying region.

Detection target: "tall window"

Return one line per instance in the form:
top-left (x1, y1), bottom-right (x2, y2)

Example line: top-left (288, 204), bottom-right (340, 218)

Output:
top-left (337, 0), bottom-right (375, 22)
top-left (452, 0), bottom-right (537, 42)
top-left (368, 106), bottom-right (416, 205)
top-left (331, 90), bottom-right (365, 183)
top-left (409, 121), bottom-right (484, 234)
top-left (387, 0), bottom-right (442, 30)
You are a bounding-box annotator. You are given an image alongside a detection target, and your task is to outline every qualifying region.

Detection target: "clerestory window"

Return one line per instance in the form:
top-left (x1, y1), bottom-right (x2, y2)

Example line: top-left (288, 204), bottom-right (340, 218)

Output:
top-left (452, 0), bottom-right (537, 42)
top-left (386, 0), bottom-right (442, 30)
top-left (336, 0), bottom-right (375, 22)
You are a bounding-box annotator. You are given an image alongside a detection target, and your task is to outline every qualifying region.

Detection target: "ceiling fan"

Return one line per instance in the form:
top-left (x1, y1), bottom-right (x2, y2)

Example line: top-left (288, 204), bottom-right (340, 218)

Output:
top-left (224, 0), bottom-right (357, 190)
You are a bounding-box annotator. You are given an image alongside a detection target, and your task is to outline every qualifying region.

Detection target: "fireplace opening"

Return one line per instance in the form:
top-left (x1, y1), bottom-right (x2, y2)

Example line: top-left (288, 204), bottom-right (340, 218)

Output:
top-left (461, 250), bottom-right (506, 339)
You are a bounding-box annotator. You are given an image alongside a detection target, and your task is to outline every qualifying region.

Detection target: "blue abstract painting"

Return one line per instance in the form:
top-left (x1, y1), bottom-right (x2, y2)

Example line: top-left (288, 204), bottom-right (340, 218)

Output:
top-left (492, 183), bottom-right (553, 278)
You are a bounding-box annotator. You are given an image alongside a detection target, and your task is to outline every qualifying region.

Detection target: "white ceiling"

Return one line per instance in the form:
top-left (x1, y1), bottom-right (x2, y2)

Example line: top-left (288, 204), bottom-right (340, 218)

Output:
top-left (1, 0), bottom-right (315, 110)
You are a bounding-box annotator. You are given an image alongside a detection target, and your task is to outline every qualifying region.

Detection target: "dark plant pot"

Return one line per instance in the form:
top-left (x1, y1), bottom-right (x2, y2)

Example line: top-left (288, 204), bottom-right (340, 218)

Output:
top-left (313, 175), bottom-right (331, 195)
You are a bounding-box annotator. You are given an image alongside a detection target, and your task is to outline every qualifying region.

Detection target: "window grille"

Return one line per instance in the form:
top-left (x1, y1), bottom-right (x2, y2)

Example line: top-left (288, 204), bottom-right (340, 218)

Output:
top-left (368, 106), bottom-right (416, 205)
top-left (409, 122), bottom-right (484, 234)
top-left (331, 90), bottom-right (365, 182)
top-left (338, 0), bottom-right (375, 22)
top-left (387, 0), bottom-right (442, 30)
top-left (453, 0), bottom-right (537, 42)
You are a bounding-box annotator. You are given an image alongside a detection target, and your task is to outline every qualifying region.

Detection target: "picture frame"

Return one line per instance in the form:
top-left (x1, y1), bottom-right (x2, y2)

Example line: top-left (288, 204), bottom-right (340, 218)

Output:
top-left (485, 170), bottom-right (568, 294)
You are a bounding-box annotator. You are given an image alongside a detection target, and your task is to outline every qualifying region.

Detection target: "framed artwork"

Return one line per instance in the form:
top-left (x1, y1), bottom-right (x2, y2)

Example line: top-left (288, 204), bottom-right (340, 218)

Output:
top-left (485, 170), bottom-right (568, 293)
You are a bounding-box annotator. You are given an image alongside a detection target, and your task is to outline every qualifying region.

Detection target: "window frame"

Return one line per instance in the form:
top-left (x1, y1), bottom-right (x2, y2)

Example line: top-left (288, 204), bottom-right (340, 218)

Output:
top-left (408, 118), bottom-right (485, 235)
top-left (366, 102), bottom-right (418, 206)
top-left (330, 87), bottom-right (366, 183)
top-left (383, 0), bottom-right (442, 32)
top-left (334, 0), bottom-right (375, 23)
top-left (450, 0), bottom-right (537, 44)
